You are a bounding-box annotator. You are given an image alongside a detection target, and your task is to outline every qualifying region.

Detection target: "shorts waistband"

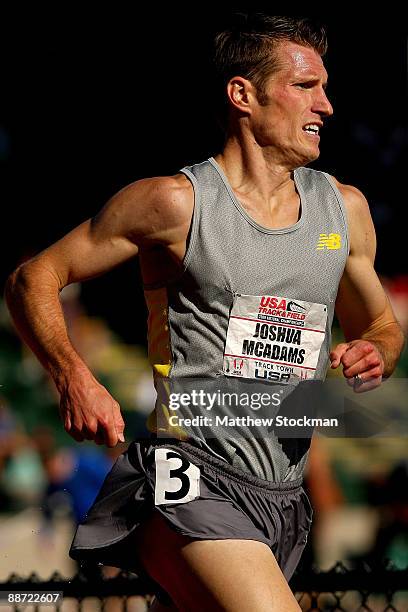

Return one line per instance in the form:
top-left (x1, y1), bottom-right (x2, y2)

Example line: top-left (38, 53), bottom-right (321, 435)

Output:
top-left (148, 437), bottom-right (303, 492)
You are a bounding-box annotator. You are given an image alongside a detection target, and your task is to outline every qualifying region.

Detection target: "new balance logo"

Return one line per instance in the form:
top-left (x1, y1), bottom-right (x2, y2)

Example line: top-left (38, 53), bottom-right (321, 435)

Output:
top-left (316, 233), bottom-right (341, 250)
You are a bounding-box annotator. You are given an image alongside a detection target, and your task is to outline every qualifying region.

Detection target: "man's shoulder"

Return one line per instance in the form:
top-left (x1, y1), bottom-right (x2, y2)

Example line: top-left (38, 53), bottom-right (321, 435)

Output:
top-left (296, 167), bottom-right (369, 209)
top-left (119, 173), bottom-right (193, 212)
top-left (326, 175), bottom-right (370, 217)
top-left (325, 176), bottom-right (376, 255)
top-left (111, 173), bottom-right (194, 237)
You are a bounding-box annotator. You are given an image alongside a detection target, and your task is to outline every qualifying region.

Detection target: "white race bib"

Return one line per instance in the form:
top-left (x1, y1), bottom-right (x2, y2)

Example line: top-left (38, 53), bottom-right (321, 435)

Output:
top-left (223, 294), bottom-right (327, 383)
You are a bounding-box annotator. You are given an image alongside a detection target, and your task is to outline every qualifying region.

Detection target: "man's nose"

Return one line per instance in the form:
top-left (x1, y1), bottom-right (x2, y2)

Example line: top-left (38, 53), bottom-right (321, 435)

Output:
top-left (313, 88), bottom-right (333, 117)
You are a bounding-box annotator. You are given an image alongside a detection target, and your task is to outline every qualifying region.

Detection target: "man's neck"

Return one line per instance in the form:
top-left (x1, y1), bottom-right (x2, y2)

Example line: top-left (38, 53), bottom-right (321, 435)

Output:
top-left (213, 137), bottom-right (302, 229)
top-left (214, 137), bottom-right (298, 209)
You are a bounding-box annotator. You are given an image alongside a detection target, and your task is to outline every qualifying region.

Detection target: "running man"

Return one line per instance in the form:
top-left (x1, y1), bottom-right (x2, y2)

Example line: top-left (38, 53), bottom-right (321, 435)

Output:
top-left (6, 14), bottom-right (404, 611)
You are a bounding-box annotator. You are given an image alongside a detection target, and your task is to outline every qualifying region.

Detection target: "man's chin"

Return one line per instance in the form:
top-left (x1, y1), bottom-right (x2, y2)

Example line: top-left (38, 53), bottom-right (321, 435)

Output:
top-left (282, 145), bottom-right (320, 169)
top-left (300, 147), bottom-right (320, 166)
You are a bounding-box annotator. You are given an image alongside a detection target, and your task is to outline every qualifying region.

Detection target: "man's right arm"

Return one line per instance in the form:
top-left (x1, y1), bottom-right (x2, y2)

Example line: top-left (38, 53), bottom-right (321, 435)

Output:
top-left (5, 175), bottom-right (192, 446)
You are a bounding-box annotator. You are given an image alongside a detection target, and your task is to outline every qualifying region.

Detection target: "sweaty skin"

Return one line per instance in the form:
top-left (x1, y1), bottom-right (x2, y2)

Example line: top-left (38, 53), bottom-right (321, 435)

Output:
top-left (5, 39), bottom-right (404, 612)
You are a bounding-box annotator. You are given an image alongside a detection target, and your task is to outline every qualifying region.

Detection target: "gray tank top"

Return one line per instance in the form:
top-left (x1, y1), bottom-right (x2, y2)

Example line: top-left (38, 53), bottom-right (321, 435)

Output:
top-left (144, 157), bottom-right (349, 481)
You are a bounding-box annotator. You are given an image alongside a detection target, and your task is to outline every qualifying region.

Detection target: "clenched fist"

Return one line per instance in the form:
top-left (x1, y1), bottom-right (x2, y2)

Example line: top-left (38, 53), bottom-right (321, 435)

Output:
top-left (330, 339), bottom-right (384, 392)
top-left (56, 366), bottom-right (125, 446)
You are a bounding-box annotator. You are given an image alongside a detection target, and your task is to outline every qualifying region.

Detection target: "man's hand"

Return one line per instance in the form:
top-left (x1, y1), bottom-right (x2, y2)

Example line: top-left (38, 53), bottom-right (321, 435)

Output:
top-left (57, 368), bottom-right (125, 446)
top-left (330, 339), bottom-right (384, 392)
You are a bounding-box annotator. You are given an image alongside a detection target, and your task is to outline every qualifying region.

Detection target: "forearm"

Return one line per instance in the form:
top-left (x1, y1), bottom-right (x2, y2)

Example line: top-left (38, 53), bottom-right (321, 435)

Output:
top-left (361, 321), bottom-right (405, 378)
top-left (5, 260), bottom-right (89, 389)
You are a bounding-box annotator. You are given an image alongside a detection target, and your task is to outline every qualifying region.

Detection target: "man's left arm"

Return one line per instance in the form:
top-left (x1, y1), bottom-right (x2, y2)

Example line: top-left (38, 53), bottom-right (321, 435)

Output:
top-left (329, 180), bottom-right (405, 392)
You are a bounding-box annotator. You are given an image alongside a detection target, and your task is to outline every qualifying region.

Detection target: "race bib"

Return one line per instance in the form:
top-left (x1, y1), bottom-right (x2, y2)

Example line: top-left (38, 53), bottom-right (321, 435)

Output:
top-left (223, 294), bottom-right (327, 383)
top-left (154, 448), bottom-right (200, 505)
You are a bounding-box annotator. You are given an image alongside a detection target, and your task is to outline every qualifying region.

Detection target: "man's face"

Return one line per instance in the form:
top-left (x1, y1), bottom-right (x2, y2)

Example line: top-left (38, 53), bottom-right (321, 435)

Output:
top-left (250, 41), bottom-right (333, 167)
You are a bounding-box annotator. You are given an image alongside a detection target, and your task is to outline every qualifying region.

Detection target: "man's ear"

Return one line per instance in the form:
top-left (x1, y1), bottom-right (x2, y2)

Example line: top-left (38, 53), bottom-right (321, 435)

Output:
top-left (226, 77), bottom-right (254, 114)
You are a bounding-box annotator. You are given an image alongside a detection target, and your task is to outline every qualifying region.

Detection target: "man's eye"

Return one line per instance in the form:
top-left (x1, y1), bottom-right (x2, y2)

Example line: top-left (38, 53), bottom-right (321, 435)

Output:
top-left (296, 83), bottom-right (312, 89)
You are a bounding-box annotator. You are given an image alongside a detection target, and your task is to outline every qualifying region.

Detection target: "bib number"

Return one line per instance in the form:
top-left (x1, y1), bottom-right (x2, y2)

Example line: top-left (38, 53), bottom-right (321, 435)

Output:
top-left (154, 448), bottom-right (200, 505)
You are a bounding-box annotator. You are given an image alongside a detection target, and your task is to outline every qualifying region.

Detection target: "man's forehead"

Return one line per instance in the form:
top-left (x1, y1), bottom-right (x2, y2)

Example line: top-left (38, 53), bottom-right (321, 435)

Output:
top-left (273, 41), bottom-right (328, 80)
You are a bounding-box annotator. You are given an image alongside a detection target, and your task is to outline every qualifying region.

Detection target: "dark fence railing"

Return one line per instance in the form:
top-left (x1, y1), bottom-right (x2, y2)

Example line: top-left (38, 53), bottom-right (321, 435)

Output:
top-left (1, 561), bottom-right (407, 611)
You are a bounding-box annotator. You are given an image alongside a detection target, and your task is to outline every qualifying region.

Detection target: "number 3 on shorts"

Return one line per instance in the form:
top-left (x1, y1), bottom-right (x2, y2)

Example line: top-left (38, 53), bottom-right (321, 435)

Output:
top-left (154, 448), bottom-right (200, 505)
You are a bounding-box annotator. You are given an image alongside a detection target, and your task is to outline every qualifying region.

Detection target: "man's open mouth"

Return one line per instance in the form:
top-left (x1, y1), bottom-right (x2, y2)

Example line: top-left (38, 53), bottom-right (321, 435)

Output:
top-left (302, 123), bottom-right (320, 136)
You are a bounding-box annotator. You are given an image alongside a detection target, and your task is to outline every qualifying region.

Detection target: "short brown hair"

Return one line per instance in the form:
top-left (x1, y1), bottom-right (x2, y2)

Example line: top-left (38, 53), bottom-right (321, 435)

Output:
top-left (213, 14), bottom-right (328, 121)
